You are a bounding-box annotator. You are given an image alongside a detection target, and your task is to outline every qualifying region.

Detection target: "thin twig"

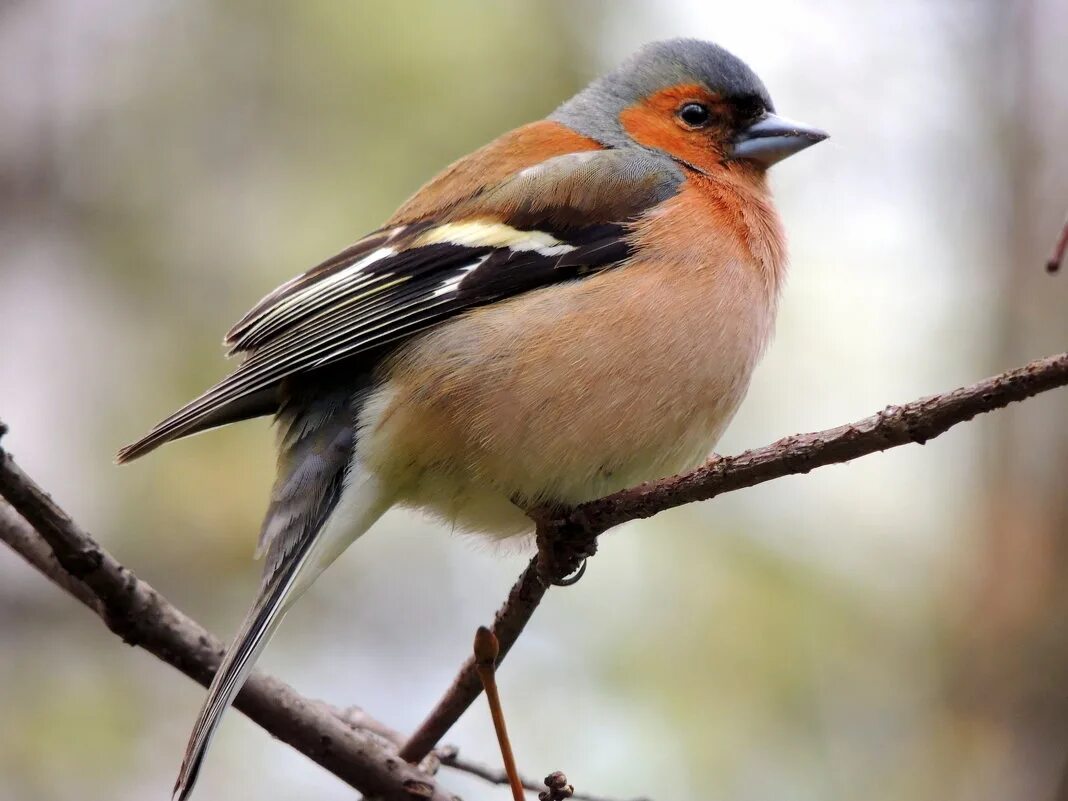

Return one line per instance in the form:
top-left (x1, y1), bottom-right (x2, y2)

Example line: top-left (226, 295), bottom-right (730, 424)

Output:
top-left (1046, 208), bottom-right (1068, 273)
top-left (473, 627), bottom-right (524, 801)
top-left (438, 751), bottom-right (648, 801)
top-left (399, 352), bottom-right (1068, 762)
top-left (439, 751), bottom-right (544, 793)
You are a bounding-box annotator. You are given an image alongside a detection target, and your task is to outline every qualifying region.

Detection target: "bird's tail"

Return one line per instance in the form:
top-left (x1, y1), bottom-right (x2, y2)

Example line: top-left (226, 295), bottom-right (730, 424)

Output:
top-left (173, 390), bottom-right (389, 800)
top-left (173, 538), bottom-right (311, 800)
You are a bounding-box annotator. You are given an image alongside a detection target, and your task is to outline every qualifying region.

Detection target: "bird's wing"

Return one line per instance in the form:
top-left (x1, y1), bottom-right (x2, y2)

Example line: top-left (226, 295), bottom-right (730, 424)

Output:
top-left (117, 146), bottom-right (682, 462)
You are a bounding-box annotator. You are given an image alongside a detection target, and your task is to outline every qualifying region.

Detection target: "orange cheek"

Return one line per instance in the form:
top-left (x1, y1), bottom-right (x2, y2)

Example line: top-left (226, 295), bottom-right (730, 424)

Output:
top-left (619, 85), bottom-right (726, 173)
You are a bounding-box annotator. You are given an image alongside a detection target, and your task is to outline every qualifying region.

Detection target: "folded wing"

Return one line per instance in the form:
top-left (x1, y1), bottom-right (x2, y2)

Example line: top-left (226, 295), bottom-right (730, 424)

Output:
top-left (117, 149), bottom-right (681, 463)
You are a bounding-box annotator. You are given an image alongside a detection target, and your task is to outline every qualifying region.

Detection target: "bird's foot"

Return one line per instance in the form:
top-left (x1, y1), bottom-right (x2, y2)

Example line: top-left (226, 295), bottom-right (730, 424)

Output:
top-left (527, 505), bottom-right (598, 587)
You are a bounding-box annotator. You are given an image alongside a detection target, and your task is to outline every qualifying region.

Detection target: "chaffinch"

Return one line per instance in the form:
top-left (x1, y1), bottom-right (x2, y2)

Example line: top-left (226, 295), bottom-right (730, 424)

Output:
top-left (118, 38), bottom-right (826, 799)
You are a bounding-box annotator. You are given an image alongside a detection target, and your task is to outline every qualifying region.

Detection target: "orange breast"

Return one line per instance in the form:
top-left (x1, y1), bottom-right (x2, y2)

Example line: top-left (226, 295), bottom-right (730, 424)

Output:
top-left (630, 174), bottom-right (788, 299)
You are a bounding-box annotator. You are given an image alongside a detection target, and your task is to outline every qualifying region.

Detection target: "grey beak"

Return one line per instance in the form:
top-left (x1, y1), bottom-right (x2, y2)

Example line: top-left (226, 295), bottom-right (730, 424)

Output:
top-left (729, 113), bottom-right (828, 166)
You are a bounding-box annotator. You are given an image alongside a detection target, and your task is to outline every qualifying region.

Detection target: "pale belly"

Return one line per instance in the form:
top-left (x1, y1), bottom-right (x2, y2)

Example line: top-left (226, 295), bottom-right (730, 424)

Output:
top-left (355, 260), bottom-right (774, 537)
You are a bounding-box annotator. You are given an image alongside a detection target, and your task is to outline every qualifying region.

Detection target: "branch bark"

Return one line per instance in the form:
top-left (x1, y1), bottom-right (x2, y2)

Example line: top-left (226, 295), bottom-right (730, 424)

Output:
top-left (399, 352), bottom-right (1068, 762)
top-left (2, 351), bottom-right (1066, 794)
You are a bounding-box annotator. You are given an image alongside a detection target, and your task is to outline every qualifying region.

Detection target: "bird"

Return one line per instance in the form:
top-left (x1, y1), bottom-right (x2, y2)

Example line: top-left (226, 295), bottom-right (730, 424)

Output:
top-left (117, 38), bottom-right (826, 800)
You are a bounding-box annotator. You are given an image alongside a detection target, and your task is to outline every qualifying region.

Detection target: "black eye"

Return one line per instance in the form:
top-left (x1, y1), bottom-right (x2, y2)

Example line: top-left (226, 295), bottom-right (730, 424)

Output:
top-left (677, 102), bottom-right (710, 128)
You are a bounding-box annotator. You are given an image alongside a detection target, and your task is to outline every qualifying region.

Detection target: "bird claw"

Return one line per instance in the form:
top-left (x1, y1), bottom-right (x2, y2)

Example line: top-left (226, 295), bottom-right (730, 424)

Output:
top-left (534, 531), bottom-right (597, 588)
top-left (523, 501), bottom-right (597, 587)
top-left (551, 558), bottom-right (587, 587)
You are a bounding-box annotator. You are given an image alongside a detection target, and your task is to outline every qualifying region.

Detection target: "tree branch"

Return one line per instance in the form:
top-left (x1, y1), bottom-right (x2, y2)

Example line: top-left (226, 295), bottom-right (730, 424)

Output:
top-left (399, 352), bottom-right (1068, 762)
top-left (0, 501), bottom-right (103, 612)
top-left (0, 438), bottom-right (454, 801)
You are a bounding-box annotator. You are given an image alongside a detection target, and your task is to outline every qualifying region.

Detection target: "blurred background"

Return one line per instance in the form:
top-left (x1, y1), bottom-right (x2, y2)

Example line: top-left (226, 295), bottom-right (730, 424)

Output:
top-left (1, 1), bottom-right (1066, 800)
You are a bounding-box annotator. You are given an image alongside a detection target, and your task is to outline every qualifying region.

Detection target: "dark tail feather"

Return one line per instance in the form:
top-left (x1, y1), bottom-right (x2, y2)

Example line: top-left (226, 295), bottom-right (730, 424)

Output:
top-left (171, 533), bottom-right (314, 801)
top-left (116, 386), bottom-right (278, 464)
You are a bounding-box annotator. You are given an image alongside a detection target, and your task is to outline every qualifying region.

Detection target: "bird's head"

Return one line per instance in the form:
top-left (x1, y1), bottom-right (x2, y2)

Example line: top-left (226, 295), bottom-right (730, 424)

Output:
top-left (551, 38), bottom-right (827, 175)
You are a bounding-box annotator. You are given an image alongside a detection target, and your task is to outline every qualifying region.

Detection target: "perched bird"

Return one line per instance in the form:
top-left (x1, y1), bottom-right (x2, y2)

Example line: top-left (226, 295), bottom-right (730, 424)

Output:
top-left (118, 38), bottom-right (826, 799)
